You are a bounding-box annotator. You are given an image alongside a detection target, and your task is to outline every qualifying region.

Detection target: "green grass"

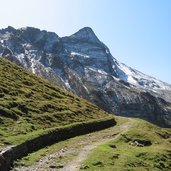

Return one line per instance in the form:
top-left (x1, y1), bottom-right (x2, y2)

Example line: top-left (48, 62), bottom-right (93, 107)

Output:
top-left (0, 57), bottom-right (111, 148)
top-left (81, 118), bottom-right (171, 171)
top-left (13, 134), bottom-right (80, 167)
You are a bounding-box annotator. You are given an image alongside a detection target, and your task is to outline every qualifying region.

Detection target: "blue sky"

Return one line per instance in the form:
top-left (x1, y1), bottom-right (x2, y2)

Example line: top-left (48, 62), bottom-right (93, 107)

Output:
top-left (0, 0), bottom-right (171, 83)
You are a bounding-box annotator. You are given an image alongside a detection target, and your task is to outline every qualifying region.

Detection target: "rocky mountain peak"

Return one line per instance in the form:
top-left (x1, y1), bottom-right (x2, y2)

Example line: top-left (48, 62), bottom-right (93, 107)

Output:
top-left (0, 26), bottom-right (18, 37)
top-left (5, 26), bottom-right (16, 33)
top-left (19, 27), bottom-right (60, 39)
top-left (19, 27), bottom-right (60, 47)
top-left (69, 27), bottom-right (100, 43)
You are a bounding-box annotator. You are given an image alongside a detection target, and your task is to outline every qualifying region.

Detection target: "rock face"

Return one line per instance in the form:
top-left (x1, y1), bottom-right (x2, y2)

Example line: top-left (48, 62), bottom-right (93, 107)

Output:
top-left (0, 26), bottom-right (171, 127)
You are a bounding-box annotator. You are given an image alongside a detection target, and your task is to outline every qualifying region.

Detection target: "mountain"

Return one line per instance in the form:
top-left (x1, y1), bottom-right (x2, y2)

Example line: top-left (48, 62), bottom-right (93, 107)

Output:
top-left (0, 26), bottom-right (171, 127)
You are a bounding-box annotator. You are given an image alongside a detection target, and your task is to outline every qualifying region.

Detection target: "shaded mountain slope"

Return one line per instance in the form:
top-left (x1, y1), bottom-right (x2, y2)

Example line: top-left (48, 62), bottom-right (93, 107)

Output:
top-left (0, 26), bottom-right (171, 127)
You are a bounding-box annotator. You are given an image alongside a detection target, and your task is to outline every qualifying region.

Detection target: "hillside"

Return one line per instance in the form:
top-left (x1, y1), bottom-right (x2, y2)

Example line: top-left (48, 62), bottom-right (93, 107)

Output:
top-left (0, 57), bottom-right (113, 149)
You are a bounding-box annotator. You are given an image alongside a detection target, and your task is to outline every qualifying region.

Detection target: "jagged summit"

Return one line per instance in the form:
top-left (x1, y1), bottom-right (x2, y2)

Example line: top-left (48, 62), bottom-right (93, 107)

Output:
top-left (0, 26), bottom-right (16, 33)
top-left (0, 26), bottom-right (61, 54)
top-left (19, 26), bottom-right (40, 32)
top-left (18, 27), bottom-right (60, 38)
top-left (69, 27), bottom-right (100, 43)
top-left (19, 27), bottom-right (60, 45)
top-left (0, 26), bottom-right (171, 127)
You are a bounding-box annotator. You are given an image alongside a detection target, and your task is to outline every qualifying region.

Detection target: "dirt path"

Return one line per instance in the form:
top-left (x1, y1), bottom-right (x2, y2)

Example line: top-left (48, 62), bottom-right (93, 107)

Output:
top-left (63, 134), bottom-right (118, 171)
top-left (12, 117), bottom-right (134, 171)
top-left (63, 118), bottom-right (133, 171)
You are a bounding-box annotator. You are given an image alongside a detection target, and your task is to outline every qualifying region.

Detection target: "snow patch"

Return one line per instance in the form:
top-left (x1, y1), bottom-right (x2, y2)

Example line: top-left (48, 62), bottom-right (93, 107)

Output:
top-left (30, 58), bottom-right (36, 74)
top-left (105, 49), bottom-right (109, 54)
top-left (17, 53), bottom-right (25, 59)
top-left (113, 58), bottom-right (171, 90)
top-left (83, 84), bottom-right (89, 94)
top-left (23, 43), bottom-right (32, 49)
top-left (64, 79), bottom-right (71, 89)
top-left (70, 52), bottom-right (90, 58)
top-left (17, 53), bottom-right (27, 68)
top-left (112, 65), bottom-right (115, 69)
top-left (2, 32), bottom-right (11, 40)
top-left (87, 67), bottom-right (108, 75)
top-left (29, 50), bottom-right (38, 53)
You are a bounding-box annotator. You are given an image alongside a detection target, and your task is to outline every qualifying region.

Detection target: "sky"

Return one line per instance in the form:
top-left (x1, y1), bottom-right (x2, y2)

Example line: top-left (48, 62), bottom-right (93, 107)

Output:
top-left (0, 0), bottom-right (171, 84)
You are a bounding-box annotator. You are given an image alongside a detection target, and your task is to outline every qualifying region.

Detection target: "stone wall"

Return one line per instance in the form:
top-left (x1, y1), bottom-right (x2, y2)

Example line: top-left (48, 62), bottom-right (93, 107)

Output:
top-left (0, 117), bottom-right (116, 171)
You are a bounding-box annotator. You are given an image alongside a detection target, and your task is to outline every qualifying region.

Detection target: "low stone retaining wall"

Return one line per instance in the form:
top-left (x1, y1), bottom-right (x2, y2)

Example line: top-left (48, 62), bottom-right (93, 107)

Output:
top-left (0, 117), bottom-right (116, 171)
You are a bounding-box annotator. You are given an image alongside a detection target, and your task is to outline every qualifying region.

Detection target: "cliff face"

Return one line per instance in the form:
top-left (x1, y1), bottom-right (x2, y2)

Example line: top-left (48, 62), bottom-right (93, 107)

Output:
top-left (0, 26), bottom-right (171, 127)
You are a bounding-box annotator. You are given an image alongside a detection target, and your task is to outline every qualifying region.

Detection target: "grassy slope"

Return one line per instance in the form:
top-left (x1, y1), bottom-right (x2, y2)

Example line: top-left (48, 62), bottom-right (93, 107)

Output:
top-left (82, 117), bottom-right (171, 171)
top-left (0, 57), bottom-right (111, 148)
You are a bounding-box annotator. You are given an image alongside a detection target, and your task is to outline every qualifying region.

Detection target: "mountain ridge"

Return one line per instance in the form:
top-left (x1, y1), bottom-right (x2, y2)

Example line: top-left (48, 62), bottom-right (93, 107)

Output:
top-left (0, 26), bottom-right (171, 127)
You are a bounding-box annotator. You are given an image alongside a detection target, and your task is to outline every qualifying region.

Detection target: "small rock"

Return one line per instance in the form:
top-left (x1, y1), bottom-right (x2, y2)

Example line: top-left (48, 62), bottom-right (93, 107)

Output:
top-left (3, 141), bottom-right (12, 145)
top-left (111, 154), bottom-right (120, 159)
top-left (59, 155), bottom-right (63, 159)
top-left (56, 164), bottom-right (64, 169)
top-left (49, 165), bottom-right (56, 168)
top-left (80, 165), bottom-right (89, 169)
top-left (92, 160), bottom-right (104, 167)
top-left (109, 144), bottom-right (116, 148)
top-left (61, 147), bottom-right (67, 152)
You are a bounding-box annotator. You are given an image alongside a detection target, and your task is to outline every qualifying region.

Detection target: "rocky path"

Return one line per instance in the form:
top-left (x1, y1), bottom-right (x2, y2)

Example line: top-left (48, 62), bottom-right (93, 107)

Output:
top-left (12, 117), bottom-right (134, 171)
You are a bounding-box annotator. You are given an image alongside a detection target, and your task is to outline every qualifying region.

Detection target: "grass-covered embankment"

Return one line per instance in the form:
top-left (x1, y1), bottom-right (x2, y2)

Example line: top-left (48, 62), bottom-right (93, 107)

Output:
top-left (0, 57), bottom-right (113, 149)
